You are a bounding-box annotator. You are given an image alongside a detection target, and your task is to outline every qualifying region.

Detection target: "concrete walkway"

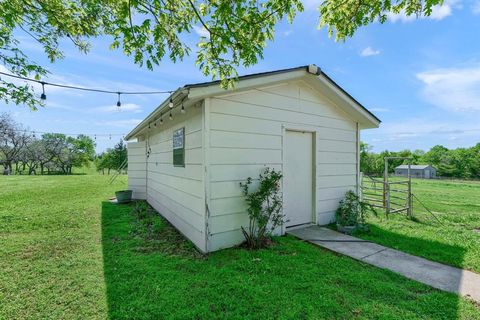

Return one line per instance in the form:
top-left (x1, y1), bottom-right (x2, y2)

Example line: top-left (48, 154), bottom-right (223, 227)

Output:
top-left (288, 225), bottom-right (480, 302)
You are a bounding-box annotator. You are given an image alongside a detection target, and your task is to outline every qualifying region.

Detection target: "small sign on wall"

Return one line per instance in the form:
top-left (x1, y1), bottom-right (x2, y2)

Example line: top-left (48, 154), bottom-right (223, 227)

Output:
top-left (173, 127), bottom-right (185, 167)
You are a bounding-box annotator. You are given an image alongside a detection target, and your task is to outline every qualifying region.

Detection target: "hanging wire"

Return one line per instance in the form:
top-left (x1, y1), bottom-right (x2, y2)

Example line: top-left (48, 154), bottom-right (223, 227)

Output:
top-left (7, 128), bottom-right (125, 137)
top-left (0, 71), bottom-right (174, 95)
top-left (148, 96), bottom-right (190, 128)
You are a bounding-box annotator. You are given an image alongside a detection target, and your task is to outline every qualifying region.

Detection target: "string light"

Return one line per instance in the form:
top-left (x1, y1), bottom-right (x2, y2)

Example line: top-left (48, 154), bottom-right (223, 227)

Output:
top-left (160, 117), bottom-right (163, 125)
top-left (169, 111), bottom-right (173, 120)
top-left (169, 98), bottom-right (174, 108)
top-left (148, 123), bottom-right (151, 129)
top-left (0, 71), bottom-right (173, 107)
top-left (40, 82), bottom-right (46, 100)
top-left (154, 121), bottom-right (157, 127)
top-left (181, 102), bottom-right (186, 114)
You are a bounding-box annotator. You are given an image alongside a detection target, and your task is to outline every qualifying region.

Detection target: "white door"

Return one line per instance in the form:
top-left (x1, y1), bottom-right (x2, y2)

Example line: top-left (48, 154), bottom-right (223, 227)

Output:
top-left (284, 130), bottom-right (314, 227)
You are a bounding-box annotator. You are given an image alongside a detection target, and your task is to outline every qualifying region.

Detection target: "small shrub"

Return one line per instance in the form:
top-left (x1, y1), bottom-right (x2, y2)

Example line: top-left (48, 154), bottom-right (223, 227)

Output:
top-left (240, 168), bottom-right (284, 249)
top-left (335, 190), bottom-right (375, 231)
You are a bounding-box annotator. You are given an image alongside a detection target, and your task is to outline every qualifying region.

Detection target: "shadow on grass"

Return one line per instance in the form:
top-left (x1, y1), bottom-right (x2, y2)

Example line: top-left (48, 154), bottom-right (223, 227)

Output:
top-left (354, 223), bottom-right (467, 271)
top-left (101, 201), bottom-right (477, 319)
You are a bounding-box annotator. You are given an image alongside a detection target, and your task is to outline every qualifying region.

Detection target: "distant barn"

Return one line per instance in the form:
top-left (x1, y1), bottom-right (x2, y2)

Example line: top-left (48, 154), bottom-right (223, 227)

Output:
top-left (394, 165), bottom-right (436, 179)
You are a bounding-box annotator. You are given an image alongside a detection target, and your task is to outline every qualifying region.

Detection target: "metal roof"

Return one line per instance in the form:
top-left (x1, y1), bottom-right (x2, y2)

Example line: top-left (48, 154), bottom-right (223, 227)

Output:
top-left (395, 165), bottom-right (432, 170)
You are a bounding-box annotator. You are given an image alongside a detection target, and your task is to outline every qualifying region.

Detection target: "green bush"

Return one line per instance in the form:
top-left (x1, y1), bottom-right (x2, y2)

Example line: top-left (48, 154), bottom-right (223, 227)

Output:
top-left (240, 168), bottom-right (284, 249)
top-left (335, 190), bottom-right (374, 229)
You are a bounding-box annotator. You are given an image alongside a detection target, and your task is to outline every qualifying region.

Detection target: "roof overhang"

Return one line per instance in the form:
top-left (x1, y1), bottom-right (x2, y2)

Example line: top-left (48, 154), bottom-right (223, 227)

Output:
top-left (125, 88), bottom-right (189, 140)
top-left (125, 64), bottom-right (380, 140)
top-left (303, 71), bottom-right (380, 129)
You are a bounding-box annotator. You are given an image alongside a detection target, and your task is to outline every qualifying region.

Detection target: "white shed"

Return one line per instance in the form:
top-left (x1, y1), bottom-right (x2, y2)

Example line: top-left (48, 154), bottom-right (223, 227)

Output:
top-left (125, 64), bottom-right (380, 253)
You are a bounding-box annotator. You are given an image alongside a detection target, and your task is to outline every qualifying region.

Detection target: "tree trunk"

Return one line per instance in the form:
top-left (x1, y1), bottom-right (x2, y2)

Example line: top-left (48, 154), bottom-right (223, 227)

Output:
top-left (3, 162), bottom-right (11, 175)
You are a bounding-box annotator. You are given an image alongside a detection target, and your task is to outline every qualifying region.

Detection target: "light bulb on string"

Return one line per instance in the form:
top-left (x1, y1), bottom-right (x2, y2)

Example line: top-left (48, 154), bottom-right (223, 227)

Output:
top-left (116, 92), bottom-right (121, 107)
top-left (169, 111), bottom-right (173, 120)
top-left (148, 123), bottom-right (151, 129)
top-left (40, 82), bottom-right (46, 100)
top-left (181, 102), bottom-right (185, 114)
top-left (160, 116), bottom-right (163, 125)
top-left (154, 121), bottom-right (157, 127)
top-left (169, 97), bottom-right (173, 109)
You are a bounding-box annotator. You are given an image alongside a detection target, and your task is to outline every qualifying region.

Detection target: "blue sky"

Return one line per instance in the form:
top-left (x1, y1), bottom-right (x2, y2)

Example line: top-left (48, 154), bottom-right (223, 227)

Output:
top-left (1, 0), bottom-right (480, 152)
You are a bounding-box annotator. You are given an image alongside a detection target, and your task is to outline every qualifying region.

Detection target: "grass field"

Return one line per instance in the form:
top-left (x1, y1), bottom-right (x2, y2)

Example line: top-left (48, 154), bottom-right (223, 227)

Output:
top-left (357, 178), bottom-right (480, 273)
top-left (1, 175), bottom-right (479, 319)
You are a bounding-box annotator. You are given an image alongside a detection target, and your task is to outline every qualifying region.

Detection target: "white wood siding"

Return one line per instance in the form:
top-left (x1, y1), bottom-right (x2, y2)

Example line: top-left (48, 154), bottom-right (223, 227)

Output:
top-left (144, 105), bottom-right (207, 252)
top-left (127, 141), bottom-right (147, 199)
top-left (207, 81), bottom-right (359, 251)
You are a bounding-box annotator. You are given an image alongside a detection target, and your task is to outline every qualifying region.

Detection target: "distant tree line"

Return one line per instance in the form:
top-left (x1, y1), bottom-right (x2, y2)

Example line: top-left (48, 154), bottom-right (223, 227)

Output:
top-left (0, 113), bottom-right (96, 175)
top-left (361, 142), bottom-right (480, 179)
top-left (0, 113), bottom-right (128, 175)
top-left (95, 140), bottom-right (127, 175)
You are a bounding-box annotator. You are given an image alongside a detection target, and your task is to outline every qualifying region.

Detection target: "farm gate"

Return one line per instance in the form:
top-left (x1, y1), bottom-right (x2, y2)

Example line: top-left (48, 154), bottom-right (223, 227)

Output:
top-left (360, 157), bottom-right (413, 218)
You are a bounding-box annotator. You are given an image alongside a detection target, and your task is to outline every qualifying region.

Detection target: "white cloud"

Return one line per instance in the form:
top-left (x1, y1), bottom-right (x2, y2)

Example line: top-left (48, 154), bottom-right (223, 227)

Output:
top-left (360, 47), bottom-right (381, 57)
top-left (472, 1), bottom-right (480, 14)
top-left (363, 118), bottom-right (480, 151)
top-left (193, 25), bottom-right (210, 38)
top-left (416, 66), bottom-right (480, 112)
top-left (429, 1), bottom-right (456, 20)
top-left (93, 103), bottom-right (143, 114)
top-left (388, 0), bottom-right (460, 23)
top-left (283, 30), bottom-right (294, 37)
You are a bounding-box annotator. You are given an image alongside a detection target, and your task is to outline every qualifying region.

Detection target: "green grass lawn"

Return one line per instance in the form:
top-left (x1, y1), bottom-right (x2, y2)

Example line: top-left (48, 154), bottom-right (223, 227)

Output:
top-left (1, 175), bottom-right (479, 319)
top-left (357, 178), bottom-right (480, 273)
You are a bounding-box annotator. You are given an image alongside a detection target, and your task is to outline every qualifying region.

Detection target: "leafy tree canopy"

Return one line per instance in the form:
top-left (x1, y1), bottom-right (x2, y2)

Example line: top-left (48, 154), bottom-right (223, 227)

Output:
top-left (319, 0), bottom-right (444, 40)
top-left (1, 0), bottom-right (445, 110)
top-left (1, 0), bottom-right (303, 110)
